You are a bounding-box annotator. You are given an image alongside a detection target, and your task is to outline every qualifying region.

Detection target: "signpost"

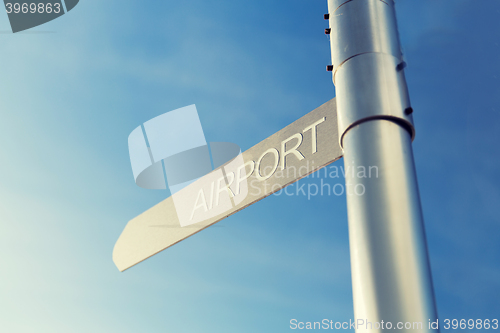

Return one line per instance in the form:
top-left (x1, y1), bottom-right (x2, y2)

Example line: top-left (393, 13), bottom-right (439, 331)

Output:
top-left (114, 99), bottom-right (342, 272)
top-left (327, 0), bottom-right (438, 331)
top-left (115, 1), bottom-right (439, 332)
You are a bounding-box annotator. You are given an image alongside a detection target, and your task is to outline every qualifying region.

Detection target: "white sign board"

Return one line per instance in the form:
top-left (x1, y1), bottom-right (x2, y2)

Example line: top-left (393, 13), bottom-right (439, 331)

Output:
top-left (113, 98), bottom-right (342, 271)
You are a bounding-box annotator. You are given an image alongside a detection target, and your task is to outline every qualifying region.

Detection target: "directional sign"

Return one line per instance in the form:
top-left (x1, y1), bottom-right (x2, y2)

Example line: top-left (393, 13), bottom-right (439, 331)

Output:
top-left (113, 98), bottom-right (342, 271)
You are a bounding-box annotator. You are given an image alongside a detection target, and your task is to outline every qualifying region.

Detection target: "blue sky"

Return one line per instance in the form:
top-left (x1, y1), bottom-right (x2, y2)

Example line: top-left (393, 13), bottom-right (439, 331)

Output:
top-left (0, 0), bottom-right (499, 332)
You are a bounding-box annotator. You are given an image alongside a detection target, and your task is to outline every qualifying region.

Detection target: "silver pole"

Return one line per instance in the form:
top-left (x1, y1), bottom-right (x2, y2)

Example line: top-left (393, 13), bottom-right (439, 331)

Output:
top-left (326, 0), bottom-right (439, 332)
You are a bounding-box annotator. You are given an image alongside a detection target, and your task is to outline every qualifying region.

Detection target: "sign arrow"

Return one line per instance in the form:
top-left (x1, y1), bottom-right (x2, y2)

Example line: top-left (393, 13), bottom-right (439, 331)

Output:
top-left (113, 98), bottom-right (342, 271)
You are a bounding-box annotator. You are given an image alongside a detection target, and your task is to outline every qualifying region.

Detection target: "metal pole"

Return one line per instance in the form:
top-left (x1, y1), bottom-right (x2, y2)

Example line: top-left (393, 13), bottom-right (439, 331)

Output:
top-left (326, 0), bottom-right (439, 332)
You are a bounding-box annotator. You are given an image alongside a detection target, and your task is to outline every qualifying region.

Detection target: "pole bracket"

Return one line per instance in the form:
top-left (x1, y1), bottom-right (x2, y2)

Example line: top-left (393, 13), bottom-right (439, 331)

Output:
top-left (326, 0), bottom-right (414, 148)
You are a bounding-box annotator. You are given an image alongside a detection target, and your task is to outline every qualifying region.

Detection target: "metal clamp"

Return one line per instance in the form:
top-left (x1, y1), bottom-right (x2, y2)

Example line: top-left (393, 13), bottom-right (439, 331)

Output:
top-left (327, 0), bottom-right (414, 148)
